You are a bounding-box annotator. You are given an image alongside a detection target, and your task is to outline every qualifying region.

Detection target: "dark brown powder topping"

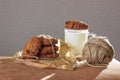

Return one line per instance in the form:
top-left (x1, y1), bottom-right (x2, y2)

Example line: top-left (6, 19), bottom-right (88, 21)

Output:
top-left (65, 20), bottom-right (88, 30)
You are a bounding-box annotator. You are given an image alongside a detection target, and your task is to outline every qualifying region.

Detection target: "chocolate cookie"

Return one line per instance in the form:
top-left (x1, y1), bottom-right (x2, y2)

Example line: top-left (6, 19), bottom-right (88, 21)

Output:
top-left (38, 35), bottom-right (58, 45)
top-left (40, 45), bottom-right (58, 54)
top-left (39, 53), bottom-right (59, 58)
top-left (22, 37), bottom-right (42, 58)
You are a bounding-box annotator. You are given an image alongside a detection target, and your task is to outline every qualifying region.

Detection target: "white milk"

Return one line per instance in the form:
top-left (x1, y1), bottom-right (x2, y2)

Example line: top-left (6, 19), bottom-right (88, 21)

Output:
top-left (65, 29), bottom-right (89, 57)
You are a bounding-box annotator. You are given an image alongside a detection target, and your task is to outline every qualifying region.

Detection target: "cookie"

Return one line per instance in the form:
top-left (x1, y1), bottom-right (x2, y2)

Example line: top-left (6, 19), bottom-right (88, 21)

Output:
top-left (40, 45), bottom-right (58, 54)
top-left (22, 37), bottom-right (42, 57)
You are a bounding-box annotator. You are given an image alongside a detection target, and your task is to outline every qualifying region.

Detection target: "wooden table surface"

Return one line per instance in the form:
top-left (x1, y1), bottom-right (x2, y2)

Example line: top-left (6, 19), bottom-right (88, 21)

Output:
top-left (0, 57), bottom-right (120, 80)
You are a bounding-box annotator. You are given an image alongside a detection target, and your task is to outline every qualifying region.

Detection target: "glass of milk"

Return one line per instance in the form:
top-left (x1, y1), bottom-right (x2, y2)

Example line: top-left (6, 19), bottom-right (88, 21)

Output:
top-left (65, 28), bottom-right (89, 57)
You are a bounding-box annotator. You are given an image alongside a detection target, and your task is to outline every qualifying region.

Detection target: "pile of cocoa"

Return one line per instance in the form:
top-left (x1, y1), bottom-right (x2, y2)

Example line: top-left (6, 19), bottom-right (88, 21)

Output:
top-left (65, 20), bottom-right (88, 30)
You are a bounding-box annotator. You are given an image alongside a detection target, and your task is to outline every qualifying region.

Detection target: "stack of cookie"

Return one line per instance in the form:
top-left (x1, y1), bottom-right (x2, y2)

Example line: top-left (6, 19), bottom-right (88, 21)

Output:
top-left (22, 35), bottom-right (59, 59)
top-left (38, 35), bottom-right (59, 59)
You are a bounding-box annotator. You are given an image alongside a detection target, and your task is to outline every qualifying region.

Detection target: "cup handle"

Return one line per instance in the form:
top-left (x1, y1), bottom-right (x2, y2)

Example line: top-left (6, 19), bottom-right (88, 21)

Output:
top-left (88, 32), bottom-right (96, 39)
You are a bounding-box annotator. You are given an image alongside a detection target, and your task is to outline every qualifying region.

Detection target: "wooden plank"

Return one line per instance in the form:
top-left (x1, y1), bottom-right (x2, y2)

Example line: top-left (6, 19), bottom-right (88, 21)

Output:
top-left (0, 57), bottom-right (120, 80)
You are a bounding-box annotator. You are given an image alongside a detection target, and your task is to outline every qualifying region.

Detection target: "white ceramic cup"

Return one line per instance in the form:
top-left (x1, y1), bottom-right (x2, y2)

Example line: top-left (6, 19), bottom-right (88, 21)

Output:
top-left (65, 29), bottom-right (89, 57)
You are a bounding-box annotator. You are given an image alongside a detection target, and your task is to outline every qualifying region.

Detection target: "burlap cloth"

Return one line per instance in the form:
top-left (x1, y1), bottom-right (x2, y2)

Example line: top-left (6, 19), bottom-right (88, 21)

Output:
top-left (0, 57), bottom-right (120, 80)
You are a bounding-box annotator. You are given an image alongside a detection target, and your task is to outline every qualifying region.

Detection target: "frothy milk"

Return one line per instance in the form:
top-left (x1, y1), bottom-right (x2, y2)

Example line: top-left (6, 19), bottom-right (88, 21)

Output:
top-left (65, 29), bottom-right (89, 56)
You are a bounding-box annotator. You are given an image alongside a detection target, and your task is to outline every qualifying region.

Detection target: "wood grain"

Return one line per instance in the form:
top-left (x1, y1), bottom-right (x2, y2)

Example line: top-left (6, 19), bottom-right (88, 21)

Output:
top-left (0, 57), bottom-right (120, 80)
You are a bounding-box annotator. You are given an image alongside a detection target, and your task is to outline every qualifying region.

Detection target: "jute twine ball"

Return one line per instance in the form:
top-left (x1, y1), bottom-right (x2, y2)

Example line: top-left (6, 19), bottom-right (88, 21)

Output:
top-left (82, 36), bottom-right (114, 65)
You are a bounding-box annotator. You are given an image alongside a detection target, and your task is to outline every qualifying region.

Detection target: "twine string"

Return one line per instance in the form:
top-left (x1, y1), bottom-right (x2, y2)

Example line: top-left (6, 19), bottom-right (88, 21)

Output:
top-left (82, 36), bottom-right (114, 67)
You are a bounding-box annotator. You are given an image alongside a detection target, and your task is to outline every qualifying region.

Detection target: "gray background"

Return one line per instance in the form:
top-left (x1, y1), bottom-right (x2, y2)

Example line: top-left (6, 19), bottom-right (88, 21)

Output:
top-left (0, 0), bottom-right (120, 60)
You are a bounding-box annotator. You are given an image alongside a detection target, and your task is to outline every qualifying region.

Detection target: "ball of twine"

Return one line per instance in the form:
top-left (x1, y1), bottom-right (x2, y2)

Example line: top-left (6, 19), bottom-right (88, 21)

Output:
top-left (82, 36), bottom-right (114, 65)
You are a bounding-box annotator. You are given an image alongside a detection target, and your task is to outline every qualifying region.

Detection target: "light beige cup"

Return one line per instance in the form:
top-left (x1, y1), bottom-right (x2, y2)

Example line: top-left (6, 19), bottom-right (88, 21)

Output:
top-left (65, 29), bottom-right (89, 57)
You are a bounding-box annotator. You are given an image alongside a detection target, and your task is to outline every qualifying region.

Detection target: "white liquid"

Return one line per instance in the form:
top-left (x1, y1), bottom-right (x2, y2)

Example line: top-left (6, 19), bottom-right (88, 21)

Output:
top-left (65, 29), bottom-right (89, 56)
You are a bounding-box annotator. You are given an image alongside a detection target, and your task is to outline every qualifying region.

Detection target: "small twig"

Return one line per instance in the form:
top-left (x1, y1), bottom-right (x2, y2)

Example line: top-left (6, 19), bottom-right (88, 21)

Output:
top-left (40, 73), bottom-right (55, 80)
